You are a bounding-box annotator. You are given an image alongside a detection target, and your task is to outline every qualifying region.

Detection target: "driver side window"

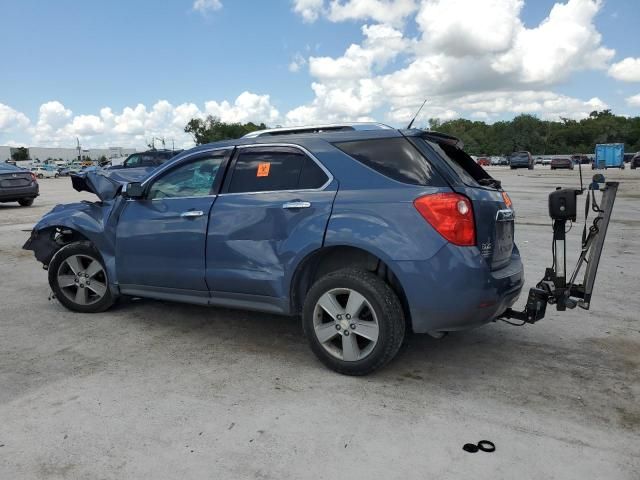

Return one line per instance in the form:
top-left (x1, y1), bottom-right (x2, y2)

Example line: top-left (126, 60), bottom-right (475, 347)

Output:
top-left (147, 154), bottom-right (225, 200)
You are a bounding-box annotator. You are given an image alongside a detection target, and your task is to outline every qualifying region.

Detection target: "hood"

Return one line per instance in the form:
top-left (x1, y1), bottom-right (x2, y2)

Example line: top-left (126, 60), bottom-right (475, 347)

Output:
top-left (71, 168), bottom-right (149, 201)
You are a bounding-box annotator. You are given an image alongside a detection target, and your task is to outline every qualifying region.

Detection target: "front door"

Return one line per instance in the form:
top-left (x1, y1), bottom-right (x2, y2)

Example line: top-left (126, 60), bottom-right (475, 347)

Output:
top-left (206, 145), bottom-right (337, 300)
top-left (116, 149), bottom-right (230, 292)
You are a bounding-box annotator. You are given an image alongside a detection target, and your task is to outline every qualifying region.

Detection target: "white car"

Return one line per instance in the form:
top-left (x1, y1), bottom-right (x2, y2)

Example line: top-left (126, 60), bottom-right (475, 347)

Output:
top-left (31, 167), bottom-right (59, 179)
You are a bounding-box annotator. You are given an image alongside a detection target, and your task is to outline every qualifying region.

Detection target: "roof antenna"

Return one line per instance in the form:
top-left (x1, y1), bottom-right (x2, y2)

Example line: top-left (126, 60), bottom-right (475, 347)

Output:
top-left (407, 99), bottom-right (428, 130)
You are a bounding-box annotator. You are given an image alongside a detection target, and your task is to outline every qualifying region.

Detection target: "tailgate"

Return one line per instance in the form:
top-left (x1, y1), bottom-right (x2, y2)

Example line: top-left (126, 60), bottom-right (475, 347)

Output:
top-left (456, 186), bottom-right (514, 270)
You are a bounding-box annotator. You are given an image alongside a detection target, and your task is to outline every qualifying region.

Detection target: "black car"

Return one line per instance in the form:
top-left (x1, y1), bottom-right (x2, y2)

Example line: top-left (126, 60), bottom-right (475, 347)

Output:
top-left (631, 154), bottom-right (640, 169)
top-left (0, 162), bottom-right (39, 206)
top-left (106, 149), bottom-right (183, 171)
top-left (623, 153), bottom-right (634, 164)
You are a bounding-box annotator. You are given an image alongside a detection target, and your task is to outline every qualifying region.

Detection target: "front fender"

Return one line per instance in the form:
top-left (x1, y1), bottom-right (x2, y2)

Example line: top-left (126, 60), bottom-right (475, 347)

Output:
top-left (24, 200), bottom-right (119, 282)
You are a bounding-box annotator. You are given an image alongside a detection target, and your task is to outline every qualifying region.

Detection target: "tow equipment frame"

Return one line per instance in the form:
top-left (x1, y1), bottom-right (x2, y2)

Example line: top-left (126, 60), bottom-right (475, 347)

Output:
top-left (500, 173), bottom-right (619, 324)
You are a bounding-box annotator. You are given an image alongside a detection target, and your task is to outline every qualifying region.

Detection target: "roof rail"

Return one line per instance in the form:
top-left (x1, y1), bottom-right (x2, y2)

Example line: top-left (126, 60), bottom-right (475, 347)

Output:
top-left (242, 122), bottom-right (393, 138)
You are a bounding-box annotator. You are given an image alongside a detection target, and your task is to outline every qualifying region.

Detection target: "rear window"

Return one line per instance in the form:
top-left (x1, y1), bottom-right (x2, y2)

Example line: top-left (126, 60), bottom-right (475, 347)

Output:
top-left (333, 137), bottom-right (440, 185)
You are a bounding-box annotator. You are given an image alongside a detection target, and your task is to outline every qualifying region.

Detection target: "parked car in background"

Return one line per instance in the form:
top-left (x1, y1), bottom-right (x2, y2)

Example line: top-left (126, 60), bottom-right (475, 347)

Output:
top-left (106, 150), bottom-right (183, 172)
top-left (509, 151), bottom-right (534, 169)
top-left (623, 153), bottom-right (634, 164)
top-left (25, 123), bottom-right (522, 375)
top-left (477, 156), bottom-right (491, 166)
top-left (541, 157), bottom-right (552, 165)
top-left (0, 162), bottom-right (39, 206)
top-left (630, 153), bottom-right (640, 169)
top-left (550, 157), bottom-right (574, 170)
top-left (31, 166), bottom-right (59, 178)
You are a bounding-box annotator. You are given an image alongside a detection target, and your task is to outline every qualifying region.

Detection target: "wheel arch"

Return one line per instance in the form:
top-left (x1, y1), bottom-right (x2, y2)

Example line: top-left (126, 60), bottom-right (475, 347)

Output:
top-left (289, 245), bottom-right (412, 330)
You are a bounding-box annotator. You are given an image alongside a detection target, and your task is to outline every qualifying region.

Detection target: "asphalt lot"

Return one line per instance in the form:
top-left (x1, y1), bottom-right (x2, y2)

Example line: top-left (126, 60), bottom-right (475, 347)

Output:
top-left (1, 167), bottom-right (638, 479)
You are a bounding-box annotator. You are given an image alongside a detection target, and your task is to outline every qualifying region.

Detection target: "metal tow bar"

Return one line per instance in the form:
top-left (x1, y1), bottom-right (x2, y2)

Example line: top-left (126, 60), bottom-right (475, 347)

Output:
top-left (500, 173), bottom-right (619, 324)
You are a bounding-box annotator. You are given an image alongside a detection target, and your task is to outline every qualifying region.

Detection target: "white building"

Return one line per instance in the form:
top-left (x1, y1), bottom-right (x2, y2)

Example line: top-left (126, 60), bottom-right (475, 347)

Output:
top-left (1, 145), bottom-right (138, 163)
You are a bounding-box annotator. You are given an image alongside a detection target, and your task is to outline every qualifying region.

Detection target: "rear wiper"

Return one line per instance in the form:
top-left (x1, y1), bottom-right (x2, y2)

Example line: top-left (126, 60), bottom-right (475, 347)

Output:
top-left (478, 178), bottom-right (502, 189)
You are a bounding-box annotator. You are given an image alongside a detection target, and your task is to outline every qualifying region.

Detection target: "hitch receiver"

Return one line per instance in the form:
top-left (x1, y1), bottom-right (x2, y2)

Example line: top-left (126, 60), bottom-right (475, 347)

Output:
top-left (500, 176), bottom-right (618, 324)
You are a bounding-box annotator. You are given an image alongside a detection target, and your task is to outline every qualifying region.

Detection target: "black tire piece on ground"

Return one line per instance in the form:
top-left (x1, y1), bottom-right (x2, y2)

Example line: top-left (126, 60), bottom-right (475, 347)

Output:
top-left (48, 241), bottom-right (116, 313)
top-left (18, 198), bottom-right (34, 207)
top-left (302, 268), bottom-right (405, 375)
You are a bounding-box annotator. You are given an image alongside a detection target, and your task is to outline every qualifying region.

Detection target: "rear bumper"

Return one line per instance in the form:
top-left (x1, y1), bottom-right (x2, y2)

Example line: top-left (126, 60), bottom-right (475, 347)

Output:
top-left (0, 184), bottom-right (39, 202)
top-left (395, 244), bottom-right (524, 334)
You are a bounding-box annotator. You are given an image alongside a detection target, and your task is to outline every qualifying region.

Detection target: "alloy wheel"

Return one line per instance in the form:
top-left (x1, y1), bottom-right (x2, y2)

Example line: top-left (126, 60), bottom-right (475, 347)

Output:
top-left (312, 288), bottom-right (379, 362)
top-left (56, 254), bottom-right (107, 306)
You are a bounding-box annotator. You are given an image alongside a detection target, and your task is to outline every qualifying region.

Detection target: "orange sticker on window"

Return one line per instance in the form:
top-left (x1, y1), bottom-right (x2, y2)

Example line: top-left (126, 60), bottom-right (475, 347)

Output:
top-left (257, 162), bottom-right (271, 177)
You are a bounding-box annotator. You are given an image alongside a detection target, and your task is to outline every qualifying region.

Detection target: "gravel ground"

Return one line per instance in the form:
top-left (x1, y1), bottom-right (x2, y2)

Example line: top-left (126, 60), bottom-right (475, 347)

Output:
top-left (1, 167), bottom-right (638, 479)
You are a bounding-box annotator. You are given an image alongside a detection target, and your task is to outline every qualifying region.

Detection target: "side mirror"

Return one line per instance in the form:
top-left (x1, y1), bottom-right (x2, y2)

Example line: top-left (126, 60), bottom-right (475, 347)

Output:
top-left (123, 182), bottom-right (144, 199)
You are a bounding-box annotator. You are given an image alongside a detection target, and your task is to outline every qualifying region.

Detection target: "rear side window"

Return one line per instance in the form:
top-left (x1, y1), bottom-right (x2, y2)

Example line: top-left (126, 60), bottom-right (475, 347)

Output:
top-left (333, 137), bottom-right (439, 185)
top-left (227, 147), bottom-right (328, 193)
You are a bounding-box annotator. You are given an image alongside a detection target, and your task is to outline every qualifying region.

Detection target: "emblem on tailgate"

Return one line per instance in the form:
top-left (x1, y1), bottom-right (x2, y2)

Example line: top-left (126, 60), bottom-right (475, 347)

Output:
top-left (481, 239), bottom-right (493, 257)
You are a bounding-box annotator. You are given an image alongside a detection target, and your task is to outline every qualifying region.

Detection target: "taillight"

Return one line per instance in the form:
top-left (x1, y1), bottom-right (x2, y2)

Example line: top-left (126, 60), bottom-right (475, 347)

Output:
top-left (30, 173), bottom-right (37, 182)
top-left (502, 191), bottom-right (512, 209)
top-left (414, 193), bottom-right (476, 246)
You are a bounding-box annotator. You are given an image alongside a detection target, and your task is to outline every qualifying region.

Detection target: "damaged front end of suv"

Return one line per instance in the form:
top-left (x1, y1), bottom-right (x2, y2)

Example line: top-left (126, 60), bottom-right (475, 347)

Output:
top-left (22, 169), bottom-right (145, 293)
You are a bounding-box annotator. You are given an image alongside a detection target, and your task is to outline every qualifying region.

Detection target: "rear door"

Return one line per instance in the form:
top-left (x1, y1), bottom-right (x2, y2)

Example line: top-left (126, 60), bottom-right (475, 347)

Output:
top-left (206, 145), bottom-right (337, 299)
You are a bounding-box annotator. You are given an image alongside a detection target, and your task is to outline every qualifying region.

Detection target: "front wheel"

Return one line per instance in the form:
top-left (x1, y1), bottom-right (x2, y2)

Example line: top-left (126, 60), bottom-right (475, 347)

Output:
top-left (48, 242), bottom-right (115, 313)
top-left (37, 174), bottom-right (43, 179)
top-left (302, 269), bottom-right (405, 375)
top-left (18, 198), bottom-right (34, 207)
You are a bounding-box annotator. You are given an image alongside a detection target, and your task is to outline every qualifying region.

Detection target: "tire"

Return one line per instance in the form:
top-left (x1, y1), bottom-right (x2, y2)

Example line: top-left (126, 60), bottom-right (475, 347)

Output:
top-left (48, 241), bottom-right (115, 313)
top-left (302, 268), bottom-right (405, 375)
top-left (510, 166), bottom-right (515, 170)
top-left (550, 167), bottom-right (555, 170)
top-left (37, 174), bottom-right (43, 179)
top-left (18, 198), bottom-right (34, 207)
top-left (54, 173), bottom-right (59, 178)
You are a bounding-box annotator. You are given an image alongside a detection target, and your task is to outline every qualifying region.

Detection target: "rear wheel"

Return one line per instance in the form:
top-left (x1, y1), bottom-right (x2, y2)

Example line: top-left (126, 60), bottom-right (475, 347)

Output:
top-left (302, 269), bottom-right (405, 375)
top-left (18, 198), bottom-right (34, 207)
top-left (48, 242), bottom-right (115, 313)
top-left (37, 174), bottom-right (43, 179)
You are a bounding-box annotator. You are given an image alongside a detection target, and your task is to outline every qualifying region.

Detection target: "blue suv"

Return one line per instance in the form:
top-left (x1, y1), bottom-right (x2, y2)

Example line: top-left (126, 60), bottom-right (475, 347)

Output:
top-left (24, 123), bottom-right (523, 375)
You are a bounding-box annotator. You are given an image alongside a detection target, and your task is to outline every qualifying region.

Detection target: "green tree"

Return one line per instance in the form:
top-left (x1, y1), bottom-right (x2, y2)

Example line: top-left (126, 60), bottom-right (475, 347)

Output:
top-left (185, 116), bottom-right (267, 145)
top-left (11, 147), bottom-right (29, 161)
top-left (429, 111), bottom-right (640, 155)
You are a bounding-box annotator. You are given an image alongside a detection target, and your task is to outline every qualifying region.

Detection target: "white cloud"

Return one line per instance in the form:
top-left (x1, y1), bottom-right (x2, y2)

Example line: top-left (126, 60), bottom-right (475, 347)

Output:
top-left (289, 53), bottom-right (307, 72)
top-left (287, 0), bottom-right (615, 125)
top-left (193, 0), bottom-right (222, 14)
top-left (627, 94), bottom-right (640, 107)
top-left (416, 0), bottom-right (523, 56)
top-left (608, 57), bottom-right (640, 82)
top-left (0, 93), bottom-right (279, 148)
top-left (0, 103), bottom-right (30, 131)
top-left (327, 0), bottom-right (418, 25)
top-left (292, 0), bottom-right (324, 22)
top-left (492, 0), bottom-right (614, 84)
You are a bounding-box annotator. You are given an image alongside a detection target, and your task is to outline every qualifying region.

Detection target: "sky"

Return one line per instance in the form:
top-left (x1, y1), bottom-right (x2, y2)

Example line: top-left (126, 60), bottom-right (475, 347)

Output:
top-left (0, 0), bottom-right (639, 149)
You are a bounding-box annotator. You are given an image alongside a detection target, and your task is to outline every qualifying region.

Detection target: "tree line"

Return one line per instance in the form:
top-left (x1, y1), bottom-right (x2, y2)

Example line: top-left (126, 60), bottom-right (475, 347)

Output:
top-left (184, 110), bottom-right (640, 156)
top-left (428, 110), bottom-right (640, 156)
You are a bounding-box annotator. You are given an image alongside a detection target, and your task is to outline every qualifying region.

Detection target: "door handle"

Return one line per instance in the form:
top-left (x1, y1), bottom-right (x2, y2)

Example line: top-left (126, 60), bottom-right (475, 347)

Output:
top-left (181, 210), bottom-right (204, 218)
top-left (282, 201), bottom-right (311, 209)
